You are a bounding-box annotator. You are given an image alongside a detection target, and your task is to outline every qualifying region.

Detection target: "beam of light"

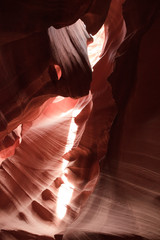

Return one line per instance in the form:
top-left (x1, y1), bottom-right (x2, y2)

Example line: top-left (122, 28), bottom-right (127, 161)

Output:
top-left (56, 107), bottom-right (80, 220)
top-left (61, 108), bottom-right (81, 172)
top-left (56, 174), bottom-right (74, 220)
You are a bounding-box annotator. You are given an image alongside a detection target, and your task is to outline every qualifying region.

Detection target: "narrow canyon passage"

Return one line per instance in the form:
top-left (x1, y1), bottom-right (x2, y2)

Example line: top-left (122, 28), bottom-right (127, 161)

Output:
top-left (0, 1), bottom-right (160, 240)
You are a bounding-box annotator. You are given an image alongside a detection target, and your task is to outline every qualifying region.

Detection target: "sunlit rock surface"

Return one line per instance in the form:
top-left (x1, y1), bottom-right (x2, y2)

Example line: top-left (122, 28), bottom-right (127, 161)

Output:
top-left (63, 1), bottom-right (160, 240)
top-left (0, 0), bottom-right (160, 239)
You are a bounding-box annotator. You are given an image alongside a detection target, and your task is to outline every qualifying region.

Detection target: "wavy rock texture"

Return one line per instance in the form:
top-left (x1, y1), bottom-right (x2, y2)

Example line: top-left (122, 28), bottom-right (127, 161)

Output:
top-left (0, 92), bottom-right (97, 237)
top-left (0, 20), bottom-right (92, 145)
top-left (0, 0), bottom-right (160, 239)
top-left (63, 1), bottom-right (160, 240)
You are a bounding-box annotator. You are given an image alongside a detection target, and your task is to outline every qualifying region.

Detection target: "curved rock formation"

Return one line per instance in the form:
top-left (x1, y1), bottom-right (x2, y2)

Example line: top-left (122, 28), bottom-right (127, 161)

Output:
top-left (0, 0), bottom-right (160, 240)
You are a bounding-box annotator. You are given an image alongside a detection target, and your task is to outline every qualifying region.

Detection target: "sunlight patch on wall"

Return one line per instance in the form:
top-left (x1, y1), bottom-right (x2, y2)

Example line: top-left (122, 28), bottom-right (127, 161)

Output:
top-left (87, 24), bottom-right (106, 68)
